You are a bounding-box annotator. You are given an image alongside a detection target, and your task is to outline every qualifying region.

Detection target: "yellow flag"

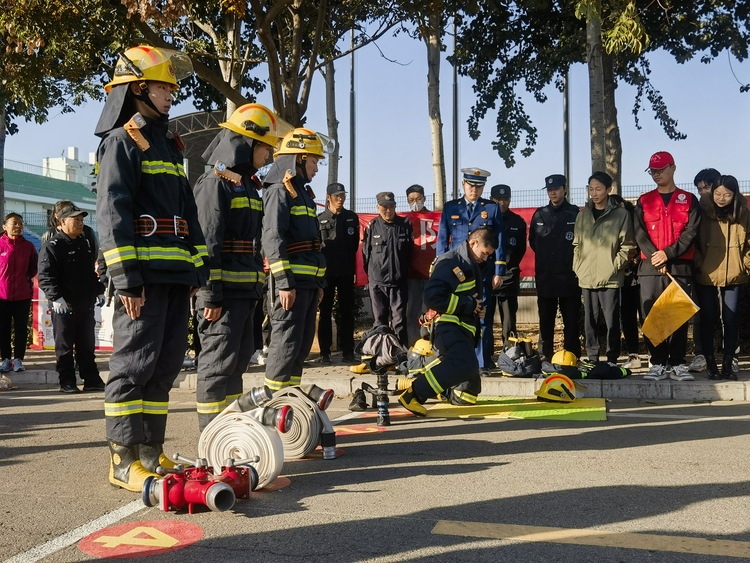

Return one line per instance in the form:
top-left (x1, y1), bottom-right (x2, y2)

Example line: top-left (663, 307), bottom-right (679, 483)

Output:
top-left (641, 275), bottom-right (699, 347)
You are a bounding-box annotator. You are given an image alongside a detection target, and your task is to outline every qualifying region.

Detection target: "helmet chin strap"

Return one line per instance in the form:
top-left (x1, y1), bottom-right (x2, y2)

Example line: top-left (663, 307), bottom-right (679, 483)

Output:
top-left (134, 82), bottom-right (167, 116)
top-left (296, 157), bottom-right (310, 183)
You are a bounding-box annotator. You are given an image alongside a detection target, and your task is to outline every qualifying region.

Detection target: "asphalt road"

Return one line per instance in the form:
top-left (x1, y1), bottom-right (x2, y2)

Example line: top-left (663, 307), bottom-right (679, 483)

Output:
top-left (2, 385), bottom-right (750, 562)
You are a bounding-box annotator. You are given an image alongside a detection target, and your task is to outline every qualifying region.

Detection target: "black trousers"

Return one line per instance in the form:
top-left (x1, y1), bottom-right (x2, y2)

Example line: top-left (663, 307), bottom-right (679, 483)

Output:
top-left (639, 275), bottom-right (691, 366)
top-left (0, 298), bottom-right (30, 360)
top-left (318, 274), bottom-right (355, 356)
top-left (406, 278), bottom-right (427, 346)
top-left (196, 297), bottom-right (257, 431)
top-left (412, 322), bottom-right (480, 405)
top-left (620, 284), bottom-right (641, 355)
top-left (105, 284), bottom-right (190, 446)
top-left (369, 283), bottom-right (408, 347)
top-left (52, 305), bottom-right (99, 387)
top-left (537, 292), bottom-right (581, 360)
top-left (582, 287), bottom-right (620, 362)
top-left (495, 294), bottom-right (518, 348)
top-left (264, 287), bottom-right (319, 392)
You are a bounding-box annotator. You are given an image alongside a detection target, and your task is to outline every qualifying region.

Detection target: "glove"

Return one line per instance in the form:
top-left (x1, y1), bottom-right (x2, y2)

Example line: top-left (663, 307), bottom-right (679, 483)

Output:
top-left (52, 298), bottom-right (69, 315)
top-left (96, 294), bottom-right (105, 308)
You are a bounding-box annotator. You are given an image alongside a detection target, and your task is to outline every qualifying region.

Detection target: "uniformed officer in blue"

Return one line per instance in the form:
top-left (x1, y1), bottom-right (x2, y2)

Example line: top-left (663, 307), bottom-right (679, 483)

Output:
top-left (437, 168), bottom-right (505, 374)
top-left (399, 227), bottom-right (499, 414)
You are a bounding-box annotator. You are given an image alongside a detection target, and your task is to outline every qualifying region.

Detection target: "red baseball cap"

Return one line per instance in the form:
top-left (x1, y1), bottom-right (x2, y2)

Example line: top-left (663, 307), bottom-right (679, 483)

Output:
top-left (648, 151), bottom-right (675, 170)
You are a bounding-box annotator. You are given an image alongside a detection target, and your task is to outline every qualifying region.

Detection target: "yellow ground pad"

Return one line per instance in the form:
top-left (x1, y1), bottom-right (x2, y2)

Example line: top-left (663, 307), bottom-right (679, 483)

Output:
top-left (424, 396), bottom-right (607, 421)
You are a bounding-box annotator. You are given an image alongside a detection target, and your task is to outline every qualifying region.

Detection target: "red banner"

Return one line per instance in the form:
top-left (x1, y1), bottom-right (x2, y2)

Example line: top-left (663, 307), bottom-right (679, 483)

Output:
top-left (354, 208), bottom-right (538, 286)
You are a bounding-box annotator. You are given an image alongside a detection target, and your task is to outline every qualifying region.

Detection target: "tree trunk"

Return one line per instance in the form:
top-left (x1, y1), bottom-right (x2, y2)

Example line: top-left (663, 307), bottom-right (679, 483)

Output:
top-left (0, 106), bottom-right (5, 220)
top-left (323, 60), bottom-right (340, 186)
top-left (425, 11), bottom-right (446, 210)
top-left (587, 13), bottom-right (606, 177)
top-left (602, 52), bottom-right (622, 194)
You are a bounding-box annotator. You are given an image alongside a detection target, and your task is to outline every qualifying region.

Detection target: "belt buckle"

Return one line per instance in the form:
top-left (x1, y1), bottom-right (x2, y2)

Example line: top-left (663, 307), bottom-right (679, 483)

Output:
top-left (174, 215), bottom-right (185, 238)
top-left (139, 214), bottom-right (157, 237)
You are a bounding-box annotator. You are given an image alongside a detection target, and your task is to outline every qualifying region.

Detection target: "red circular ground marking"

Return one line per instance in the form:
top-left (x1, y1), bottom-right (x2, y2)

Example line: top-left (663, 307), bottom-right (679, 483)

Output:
top-left (256, 476), bottom-right (291, 492)
top-left (79, 520), bottom-right (203, 559)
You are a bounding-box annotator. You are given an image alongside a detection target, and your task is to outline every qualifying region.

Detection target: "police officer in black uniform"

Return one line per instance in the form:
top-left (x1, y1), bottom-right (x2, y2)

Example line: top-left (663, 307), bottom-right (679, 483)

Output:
top-left (95, 46), bottom-right (208, 491)
top-left (399, 227), bottom-right (499, 414)
top-left (530, 174), bottom-right (581, 360)
top-left (262, 128), bottom-right (327, 392)
top-left (489, 184), bottom-right (527, 347)
top-left (315, 182), bottom-right (360, 364)
top-left (192, 103), bottom-right (282, 431)
top-left (362, 192), bottom-right (414, 346)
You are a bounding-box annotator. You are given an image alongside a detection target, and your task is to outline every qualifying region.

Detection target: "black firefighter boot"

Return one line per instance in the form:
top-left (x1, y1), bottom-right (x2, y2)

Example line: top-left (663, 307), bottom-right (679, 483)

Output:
top-left (722, 355), bottom-right (738, 381)
top-left (139, 443), bottom-right (176, 473)
top-left (108, 441), bottom-right (159, 492)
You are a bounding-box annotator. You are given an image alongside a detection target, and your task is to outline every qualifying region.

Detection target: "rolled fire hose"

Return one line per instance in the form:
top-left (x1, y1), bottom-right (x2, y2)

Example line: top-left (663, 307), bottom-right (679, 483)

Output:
top-left (266, 386), bottom-right (335, 459)
top-left (198, 401), bottom-right (286, 489)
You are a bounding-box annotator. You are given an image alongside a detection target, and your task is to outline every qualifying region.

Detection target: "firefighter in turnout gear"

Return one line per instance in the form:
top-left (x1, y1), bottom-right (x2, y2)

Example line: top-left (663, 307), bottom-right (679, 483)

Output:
top-left (262, 128), bottom-right (328, 392)
top-left (95, 45), bottom-right (208, 491)
top-left (399, 227), bottom-right (499, 415)
top-left (193, 103), bottom-right (286, 431)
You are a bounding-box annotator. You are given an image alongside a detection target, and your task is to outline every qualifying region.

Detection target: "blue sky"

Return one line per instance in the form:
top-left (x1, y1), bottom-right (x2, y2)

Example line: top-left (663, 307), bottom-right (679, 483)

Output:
top-left (5, 33), bottom-right (750, 205)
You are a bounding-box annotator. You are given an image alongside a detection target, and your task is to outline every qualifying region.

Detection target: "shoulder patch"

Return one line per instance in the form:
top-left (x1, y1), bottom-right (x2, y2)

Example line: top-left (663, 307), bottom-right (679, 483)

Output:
top-left (453, 266), bottom-right (466, 282)
top-left (214, 161), bottom-right (242, 186)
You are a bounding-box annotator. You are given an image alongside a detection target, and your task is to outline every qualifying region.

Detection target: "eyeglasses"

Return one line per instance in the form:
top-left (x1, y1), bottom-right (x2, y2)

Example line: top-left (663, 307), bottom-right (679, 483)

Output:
top-left (646, 165), bottom-right (672, 176)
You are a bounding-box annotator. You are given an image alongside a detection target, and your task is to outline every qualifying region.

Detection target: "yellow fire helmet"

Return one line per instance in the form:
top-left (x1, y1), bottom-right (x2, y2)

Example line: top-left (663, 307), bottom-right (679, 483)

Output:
top-left (411, 338), bottom-right (434, 357)
top-left (220, 103), bottom-right (293, 146)
top-left (275, 127), bottom-right (336, 159)
top-left (105, 45), bottom-right (193, 93)
top-left (535, 373), bottom-right (585, 403)
top-left (551, 350), bottom-right (578, 367)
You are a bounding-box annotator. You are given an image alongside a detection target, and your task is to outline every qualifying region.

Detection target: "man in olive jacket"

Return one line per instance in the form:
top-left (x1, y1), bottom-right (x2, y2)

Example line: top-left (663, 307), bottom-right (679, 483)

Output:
top-left (573, 172), bottom-right (635, 364)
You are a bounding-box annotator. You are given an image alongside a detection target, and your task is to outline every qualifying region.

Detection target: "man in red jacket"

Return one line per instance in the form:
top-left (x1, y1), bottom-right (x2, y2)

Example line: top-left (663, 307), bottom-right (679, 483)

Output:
top-left (634, 152), bottom-right (701, 381)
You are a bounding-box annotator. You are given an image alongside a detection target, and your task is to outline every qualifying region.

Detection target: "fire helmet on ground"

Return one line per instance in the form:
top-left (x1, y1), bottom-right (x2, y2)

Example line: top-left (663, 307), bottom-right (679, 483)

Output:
top-left (535, 373), bottom-right (579, 403)
top-left (551, 350), bottom-right (578, 367)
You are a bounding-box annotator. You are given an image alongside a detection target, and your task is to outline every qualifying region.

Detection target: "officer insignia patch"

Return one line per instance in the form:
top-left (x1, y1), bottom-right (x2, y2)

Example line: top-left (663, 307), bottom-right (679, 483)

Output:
top-left (565, 231), bottom-right (574, 241)
top-left (453, 267), bottom-right (466, 282)
top-left (481, 211), bottom-right (488, 219)
top-left (510, 237), bottom-right (517, 246)
top-left (347, 227), bottom-right (355, 235)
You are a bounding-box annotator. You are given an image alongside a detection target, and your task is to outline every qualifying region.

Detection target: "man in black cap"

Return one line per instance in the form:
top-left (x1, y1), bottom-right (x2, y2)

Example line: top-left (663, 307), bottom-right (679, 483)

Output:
top-left (530, 174), bottom-right (581, 360)
top-left (489, 184), bottom-right (527, 348)
top-left (315, 183), bottom-right (360, 364)
top-left (362, 192), bottom-right (413, 346)
top-left (406, 184), bottom-right (431, 212)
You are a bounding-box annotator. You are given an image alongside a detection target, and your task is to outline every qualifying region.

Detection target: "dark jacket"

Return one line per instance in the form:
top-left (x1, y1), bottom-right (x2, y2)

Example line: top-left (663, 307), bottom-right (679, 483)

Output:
top-left (362, 214), bottom-right (413, 286)
top-left (495, 209), bottom-right (527, 297)
top-left (193, 129), bottom-right (265, 306)
top-left (38, 231), bottom-right (104, 308)
top-left (95, 115), bottom-right (208, 295)
top-left (262, 154), bottom-right (326, 291)
top-left (529, 199), bottom-right (579, 298)
top-left (318, 207), bottom-right (360, 277)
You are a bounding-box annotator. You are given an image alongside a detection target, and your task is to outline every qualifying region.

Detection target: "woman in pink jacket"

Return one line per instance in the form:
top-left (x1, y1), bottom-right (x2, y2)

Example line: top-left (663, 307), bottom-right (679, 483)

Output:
top-left (0, 213), bottom-right (38, 372)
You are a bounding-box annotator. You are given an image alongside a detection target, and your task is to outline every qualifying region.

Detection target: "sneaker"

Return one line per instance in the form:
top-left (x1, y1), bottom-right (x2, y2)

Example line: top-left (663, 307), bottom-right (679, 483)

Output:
top-left (311, 354), bottom-right (331, 365)
top-left (11, 358), bottom-right (23, 372)
top-left (669, 364), bottom-right (694, 382)
top-left (731, 356), bottom-right (740, 377)
top-left (257, 350), bottom-right (267, 366)
top-left (0, 359), bottom-right (10, 372)
top-left (643, 364), bottom-right (668, 381)
top-left (621, 354), bottom-right (641, 369)
top-left (341, 354), bottom-right (356, 364)
top-left (688, 354), bottom-right (707, 372)
top-left (248, 350), bottom-right (261, 365)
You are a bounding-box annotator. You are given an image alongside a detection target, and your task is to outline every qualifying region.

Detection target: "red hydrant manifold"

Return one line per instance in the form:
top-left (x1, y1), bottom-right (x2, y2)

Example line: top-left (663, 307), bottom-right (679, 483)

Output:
top-left (142, 453), bottom-right (260, 513)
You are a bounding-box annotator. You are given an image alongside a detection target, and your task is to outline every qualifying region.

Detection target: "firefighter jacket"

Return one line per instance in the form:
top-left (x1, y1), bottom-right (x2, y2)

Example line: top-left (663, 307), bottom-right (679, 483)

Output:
top-left (529, 199), bottom-right (579, 298)
top-left (635, 188), bottom-right (700, 278)
top-left (38, 231), bottom-right (104, 308)
top-left (318, 207), bottom-right (360, 277)
top-left (572, 197), bottom-right (635, 289)
top-left (262, 155), bottom-right (326, 291)
top-left (0, 233), bottom-right (37, 301)
top-left (424, 240), bottom-right (483, 338)
top-left (193, 129), bottom-right (265, 306)
top-left (362, 214), bottom-right (413, 287)
top-left (95, 115), bottom-right (208, 295)
top-left (436, 197), bottom-right (505, 277)
top-left (694, 193), bottom-right (750, 287)
top-left (495, 209), bottom-right (527, 297)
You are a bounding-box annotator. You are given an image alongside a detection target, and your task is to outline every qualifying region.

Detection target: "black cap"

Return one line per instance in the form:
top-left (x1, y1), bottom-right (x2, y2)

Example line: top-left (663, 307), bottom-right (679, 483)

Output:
top-left (405, 184), bottom-right (425, 196)
top-left (376, 191), bottom-right (396, 206)
top-left (327, 182), bottom-right (346, 196)
top-left (543, 174), bottom-right (567, 189)
top-left (58, 205), bottom-right (88, 220)
top-left (490, 184), bottom-right (511, 199)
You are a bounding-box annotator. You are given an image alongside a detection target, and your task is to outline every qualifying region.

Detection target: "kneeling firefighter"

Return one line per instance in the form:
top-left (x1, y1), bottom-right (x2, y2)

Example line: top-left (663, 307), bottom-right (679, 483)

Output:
top-left (399, 227), bottom-right (499, 415)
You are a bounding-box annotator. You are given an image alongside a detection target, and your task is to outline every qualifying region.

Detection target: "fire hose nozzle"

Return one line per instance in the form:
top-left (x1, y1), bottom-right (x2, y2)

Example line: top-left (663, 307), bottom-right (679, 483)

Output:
top-left (320, 431), bottom-right (337, 460)
top-left (261, 405), bottom-right (294, 433)
top-left (306, 385), bottom-right (335, 410)
top-left (237, 386), bottom-right (274, 411)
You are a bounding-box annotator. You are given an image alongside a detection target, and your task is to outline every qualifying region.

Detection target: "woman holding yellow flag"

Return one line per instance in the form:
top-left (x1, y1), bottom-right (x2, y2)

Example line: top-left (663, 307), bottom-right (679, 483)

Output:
top-left (693, 175), bottom-right (750, 380)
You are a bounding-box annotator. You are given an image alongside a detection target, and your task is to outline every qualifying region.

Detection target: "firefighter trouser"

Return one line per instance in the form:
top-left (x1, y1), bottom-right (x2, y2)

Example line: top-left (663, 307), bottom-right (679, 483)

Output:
top-left (318, 274), bottom-right (355, 357)
top-left (264, 287), bottom-right (319, 392)
top-left (105, 284), bottom-right (190, 446)
top-left (195, 297), bottom-right (257, 431)
top-left (52, 305), bottom-right (99, 388)
top-left (412, 322), bottom-right (481, 405)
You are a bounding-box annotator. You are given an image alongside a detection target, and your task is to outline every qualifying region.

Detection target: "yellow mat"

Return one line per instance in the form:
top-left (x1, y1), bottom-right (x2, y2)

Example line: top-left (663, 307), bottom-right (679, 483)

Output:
top-left (423, 396), bottom-right (607, 421)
